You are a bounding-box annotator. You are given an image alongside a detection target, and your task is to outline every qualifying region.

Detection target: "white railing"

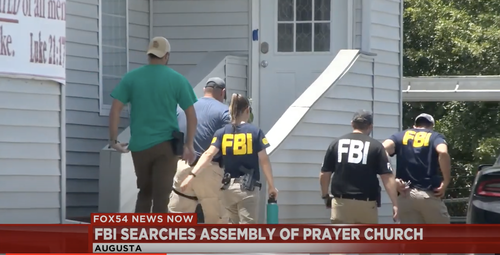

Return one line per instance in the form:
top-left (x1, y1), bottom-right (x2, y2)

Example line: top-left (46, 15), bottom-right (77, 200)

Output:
top-left (97, 54), bottom-right (248, 213)
top-left (403, 76), bottom-right (500, 102)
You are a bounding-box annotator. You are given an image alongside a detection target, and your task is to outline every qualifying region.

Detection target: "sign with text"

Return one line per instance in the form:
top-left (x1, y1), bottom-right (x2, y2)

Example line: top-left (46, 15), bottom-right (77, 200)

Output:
top-left (0, 0), bottom-right (66, 83)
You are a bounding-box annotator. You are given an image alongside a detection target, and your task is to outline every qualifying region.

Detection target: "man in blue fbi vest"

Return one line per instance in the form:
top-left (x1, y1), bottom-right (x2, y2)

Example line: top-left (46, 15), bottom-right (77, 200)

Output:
top-left (383, 113), bottom-right (451, 224)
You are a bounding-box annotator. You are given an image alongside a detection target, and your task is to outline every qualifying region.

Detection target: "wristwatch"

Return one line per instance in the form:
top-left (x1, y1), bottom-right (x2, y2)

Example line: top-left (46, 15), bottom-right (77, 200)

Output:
top-left (108, 140), bottom-right (119, 148)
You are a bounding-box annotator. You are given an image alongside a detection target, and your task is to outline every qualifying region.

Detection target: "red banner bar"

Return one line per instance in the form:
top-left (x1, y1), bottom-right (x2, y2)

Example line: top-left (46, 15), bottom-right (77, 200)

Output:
top-left (91, 224), bottom-right (500, 243)
top-left (0, 225), bottom-right (88, 253)
top-left (0, 224), bottom-right (500, 253)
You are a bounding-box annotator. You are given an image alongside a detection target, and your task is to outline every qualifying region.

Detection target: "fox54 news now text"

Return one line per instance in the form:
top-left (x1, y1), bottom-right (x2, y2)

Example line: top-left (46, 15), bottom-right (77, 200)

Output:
top-left (88, 213), bottom-right (500, 254)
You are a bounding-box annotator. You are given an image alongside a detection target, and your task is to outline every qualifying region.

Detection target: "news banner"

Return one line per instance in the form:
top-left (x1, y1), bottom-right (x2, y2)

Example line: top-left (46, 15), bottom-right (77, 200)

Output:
top-left (0, 213), bottom-right (499, 254)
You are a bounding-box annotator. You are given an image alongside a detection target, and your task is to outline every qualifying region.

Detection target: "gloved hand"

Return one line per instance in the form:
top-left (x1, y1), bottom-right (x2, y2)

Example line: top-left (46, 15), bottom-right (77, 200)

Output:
top-left (322, 195), bottom-right (333, 208)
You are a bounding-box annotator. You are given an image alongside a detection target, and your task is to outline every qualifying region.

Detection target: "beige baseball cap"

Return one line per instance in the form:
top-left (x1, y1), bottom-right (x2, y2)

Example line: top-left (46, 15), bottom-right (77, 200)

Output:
top-left (147, 37), bottom-right (171, 58)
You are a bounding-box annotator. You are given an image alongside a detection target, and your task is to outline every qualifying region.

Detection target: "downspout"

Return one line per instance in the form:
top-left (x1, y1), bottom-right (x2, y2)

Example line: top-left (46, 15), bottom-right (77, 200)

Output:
top-left (98, 0), bottom-right (103, 115)
top-left (149, 0), bottom-right (153, 38)
top-left (251, 0), bottom-right (260, 127)
top-left (346, 0), bottom-right (353, 48)
top-left (60, 83), bottom-right (66, 223)
top-left (361, 0), bottom-right (372, 52)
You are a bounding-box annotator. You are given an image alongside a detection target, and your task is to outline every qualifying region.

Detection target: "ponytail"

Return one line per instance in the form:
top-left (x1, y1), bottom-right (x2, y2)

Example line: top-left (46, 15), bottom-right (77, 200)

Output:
top-left (229, 93), bottom-right (239, 125)
top-left (228, 93), bottom-right (250, 131)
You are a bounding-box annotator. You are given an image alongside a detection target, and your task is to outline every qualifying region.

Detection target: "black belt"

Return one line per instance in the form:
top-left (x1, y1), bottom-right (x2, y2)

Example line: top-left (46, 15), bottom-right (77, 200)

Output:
top-left (172, 188), bottom-right (198, 201)
top-left (332, 194), bottom-right (376, 201)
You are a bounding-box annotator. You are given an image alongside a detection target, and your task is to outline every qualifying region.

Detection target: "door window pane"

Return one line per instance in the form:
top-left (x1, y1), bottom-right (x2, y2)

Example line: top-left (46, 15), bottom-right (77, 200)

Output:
top-left (278, 0), bottom-right (294, 21)
top-left (276, 0), bottom-right (331, 52)
top-left (296, 0), bottom-right (312, 21)
top-left (314, 23), bottom-right (330, 51)
top-left (296, 23), bottom-right (312, 52)
top-left (278, 24), bottom-right (294, 52)
top-left (314, 0), bottom-right (331, 21)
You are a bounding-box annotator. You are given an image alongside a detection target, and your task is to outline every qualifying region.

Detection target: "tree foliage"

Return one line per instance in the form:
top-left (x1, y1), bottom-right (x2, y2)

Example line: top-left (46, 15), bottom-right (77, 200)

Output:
top-left (403, 0), bottom-right (500, 214)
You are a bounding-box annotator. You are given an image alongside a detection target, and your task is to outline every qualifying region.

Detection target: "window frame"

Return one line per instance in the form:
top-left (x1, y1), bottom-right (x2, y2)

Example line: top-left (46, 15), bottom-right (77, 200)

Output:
top-left (275, 0), bottom-right (333, 54)
top-left (98, 0), bottom-right (130, 117)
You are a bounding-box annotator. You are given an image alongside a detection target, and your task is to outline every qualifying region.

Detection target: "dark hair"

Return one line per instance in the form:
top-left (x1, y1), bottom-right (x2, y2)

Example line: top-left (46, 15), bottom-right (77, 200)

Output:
top-left (415, 118), bottom-right (433, 128)
top-left (148, 53), bottom-right (161, 59)
top-left (229, 93), bottom-right (250, 129)
top-left (148, 52), bottom-right (169, 60)
top-left (352, 121), bottom-right (371, 130)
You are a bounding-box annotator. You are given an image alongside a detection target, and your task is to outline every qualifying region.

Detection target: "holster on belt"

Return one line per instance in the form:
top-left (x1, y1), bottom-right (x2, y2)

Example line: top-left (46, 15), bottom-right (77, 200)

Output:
top-left (171, 131), bottom-right (184, 156)
top-left (220, 173), bottom-right (231, 190)
top-left (238, 166), bottom-right (261, 191)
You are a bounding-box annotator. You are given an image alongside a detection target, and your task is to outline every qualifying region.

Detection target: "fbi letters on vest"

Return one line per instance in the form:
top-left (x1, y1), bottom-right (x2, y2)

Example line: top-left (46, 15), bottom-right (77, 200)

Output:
top-left (338, 139), bottom-right (371, 164)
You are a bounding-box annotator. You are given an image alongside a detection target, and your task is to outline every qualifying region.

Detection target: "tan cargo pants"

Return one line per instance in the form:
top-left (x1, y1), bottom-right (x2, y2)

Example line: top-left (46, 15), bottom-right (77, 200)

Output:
top-left (329, 198), bottom-right (378, 255)
top-left (168, 160), bottom-right (225, 224)
top-left (330, 198), bottom-right (378, 224)
top-left (221, 179), bottom-right (260, 224)
top-left (398, 189), bottom-right (450, 255)
top-left (398, 188), bottom-right (450, 224)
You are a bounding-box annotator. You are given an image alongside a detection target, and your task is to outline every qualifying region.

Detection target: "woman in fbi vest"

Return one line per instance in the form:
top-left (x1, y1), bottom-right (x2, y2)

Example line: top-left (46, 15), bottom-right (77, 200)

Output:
top-left (180, 93), bottom-right (278, 224)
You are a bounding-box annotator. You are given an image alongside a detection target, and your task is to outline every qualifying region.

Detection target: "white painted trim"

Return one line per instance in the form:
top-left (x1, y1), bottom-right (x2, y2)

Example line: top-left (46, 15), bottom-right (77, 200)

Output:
top-left (59, 82), bottom-right (66, 223)
top-left (347, 0), bottom-right (354, 49)
top-left (149, 0), bottom-right (153, 38)
top-left (251, 0), bottom-right (260, 127)
top-left (126, 0), bottom-right (130, 73)
top-left (99, 0), bottom-right (130, 117)
top-left (399, 0), bottom-right (403, 130)
top-left (98, 0), bottom-right (103, 115)
top-left (361, 0), bottom-right (372, 52)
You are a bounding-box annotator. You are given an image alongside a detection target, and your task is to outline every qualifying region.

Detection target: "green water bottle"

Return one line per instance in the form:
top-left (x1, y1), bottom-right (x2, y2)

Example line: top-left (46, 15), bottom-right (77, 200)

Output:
top-left (266, 194), bottom-right (279, 224)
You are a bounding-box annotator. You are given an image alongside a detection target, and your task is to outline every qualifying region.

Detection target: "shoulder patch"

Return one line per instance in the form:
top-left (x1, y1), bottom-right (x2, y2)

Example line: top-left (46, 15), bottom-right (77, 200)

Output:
top-left (211, 137), bottom-right (217, 144)
top-left (262, 137), bottom-right (269, 145)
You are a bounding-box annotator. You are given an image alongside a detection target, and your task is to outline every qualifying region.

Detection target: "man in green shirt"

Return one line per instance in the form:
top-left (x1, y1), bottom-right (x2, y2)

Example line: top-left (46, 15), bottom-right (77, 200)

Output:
top-left (108, 36), bottom-right (198, 213)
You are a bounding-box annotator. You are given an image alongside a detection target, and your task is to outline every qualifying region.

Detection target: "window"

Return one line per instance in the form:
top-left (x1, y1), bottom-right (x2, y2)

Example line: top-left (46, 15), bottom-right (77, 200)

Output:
top-left (277, 0), bottom-right (331, 52)
top-left (100, 0), bottom-right (128, 113)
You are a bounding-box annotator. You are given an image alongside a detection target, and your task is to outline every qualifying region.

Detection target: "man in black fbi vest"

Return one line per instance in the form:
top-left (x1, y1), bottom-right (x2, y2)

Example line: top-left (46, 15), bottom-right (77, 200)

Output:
top-left (319, 110), bottom-right (399, 224)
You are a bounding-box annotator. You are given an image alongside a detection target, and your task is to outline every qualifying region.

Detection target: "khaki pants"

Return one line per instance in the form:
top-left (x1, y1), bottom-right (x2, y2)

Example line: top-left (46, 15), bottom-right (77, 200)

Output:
top-left (168, 160), bottom-right (225, 224)
top-left (398, 189), bottom-right (450, 255)
top-left (131, 141), bottom-right (178, 213)
top-left (330, 198), bottom-right (378, 224)
top-left (398, 188), bottom-right (450, 224)
top-left (221, 180), bottom-right (260, 224)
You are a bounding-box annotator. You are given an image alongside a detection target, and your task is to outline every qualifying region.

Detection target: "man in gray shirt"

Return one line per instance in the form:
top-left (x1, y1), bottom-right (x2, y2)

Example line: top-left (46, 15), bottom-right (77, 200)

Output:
top-left (169, 77), bottom-right (229, 223)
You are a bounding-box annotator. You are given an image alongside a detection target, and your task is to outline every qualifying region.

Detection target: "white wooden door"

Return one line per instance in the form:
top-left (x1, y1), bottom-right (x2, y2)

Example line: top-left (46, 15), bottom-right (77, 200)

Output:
top-left (258, 0), bottom-right (348, 132)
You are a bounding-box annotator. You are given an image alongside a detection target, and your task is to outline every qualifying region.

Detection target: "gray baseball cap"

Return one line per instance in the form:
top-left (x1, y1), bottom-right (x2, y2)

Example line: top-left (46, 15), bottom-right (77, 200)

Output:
top-left (415, 113), bottom-right (435, 125)
top-left (205, 77), bottom-right (226, 89)
top-left (352, 110), bottom-right (373, 125)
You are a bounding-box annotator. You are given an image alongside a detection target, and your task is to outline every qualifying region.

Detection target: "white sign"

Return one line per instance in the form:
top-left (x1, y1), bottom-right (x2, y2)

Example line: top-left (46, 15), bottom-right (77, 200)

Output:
top-left (0, 0), bottom-right (66, 83)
